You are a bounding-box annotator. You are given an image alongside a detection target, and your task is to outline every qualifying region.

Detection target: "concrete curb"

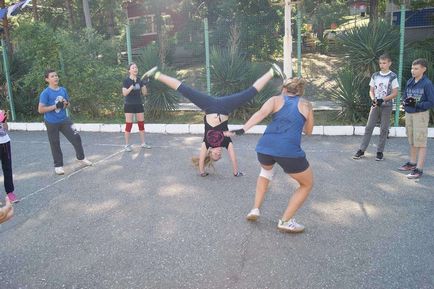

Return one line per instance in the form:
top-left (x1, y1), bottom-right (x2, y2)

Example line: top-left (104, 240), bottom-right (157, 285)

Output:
top-left (8, 122), bottom-right (434, 138)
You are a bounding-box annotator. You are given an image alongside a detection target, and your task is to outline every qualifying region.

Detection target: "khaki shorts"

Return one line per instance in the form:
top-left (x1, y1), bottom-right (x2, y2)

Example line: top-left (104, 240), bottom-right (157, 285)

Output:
top-left (405, 111), bottom-right (430, 147)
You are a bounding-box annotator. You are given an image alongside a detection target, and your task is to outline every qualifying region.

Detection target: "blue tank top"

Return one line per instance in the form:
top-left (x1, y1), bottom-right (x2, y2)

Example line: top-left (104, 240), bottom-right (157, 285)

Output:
top-left (256, 96), bottom-right (306, 158)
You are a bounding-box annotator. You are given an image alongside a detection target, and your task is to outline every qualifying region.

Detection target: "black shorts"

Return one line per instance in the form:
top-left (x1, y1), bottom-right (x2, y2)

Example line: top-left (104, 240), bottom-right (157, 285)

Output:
top-left (257, 152), bottom-right (309, 174)
top-left (124, 103), bottom-right (144, 113)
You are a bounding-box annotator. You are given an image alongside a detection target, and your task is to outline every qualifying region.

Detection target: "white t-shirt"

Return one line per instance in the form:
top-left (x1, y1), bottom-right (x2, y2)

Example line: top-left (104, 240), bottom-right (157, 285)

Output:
top-left (369, 71), bottom-right (399, 101)
top-left (0, 123), bottom-right (11, 144)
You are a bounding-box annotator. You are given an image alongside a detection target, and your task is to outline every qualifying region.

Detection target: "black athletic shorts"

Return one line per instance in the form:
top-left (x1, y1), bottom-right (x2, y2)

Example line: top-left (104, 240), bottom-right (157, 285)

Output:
top-left (257, 152), bottom-right (309, 174)
top-left (124, 103), bottom-right (144, 113)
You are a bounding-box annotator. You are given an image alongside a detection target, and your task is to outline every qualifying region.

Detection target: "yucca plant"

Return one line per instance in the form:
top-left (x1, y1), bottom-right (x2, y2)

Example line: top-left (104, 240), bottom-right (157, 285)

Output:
top-left (135, 46), bottom-right (180, 119)
top-left (230, 63), bottom-right (280, 120)
top-left (210, 47), bottom-right (279, 120)
top-left (330, 67), bottom-right (371, 123)
top-left (337, 21), bottom-right (400, 78)
top-left (210, 46), bottom-right (251, 96)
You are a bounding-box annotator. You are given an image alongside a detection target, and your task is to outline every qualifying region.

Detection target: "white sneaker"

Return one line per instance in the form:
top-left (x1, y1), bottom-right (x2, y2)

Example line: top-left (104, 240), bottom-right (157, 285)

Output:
top-left (54, 167), bottom-right (65, 175)
top-left (141, 66), bottom-right (158, 80)
top-left (124, 144), bottom-right (132, 152)
top-left (277, 218), bottom-right (305, 233)
top-left (246, 208), bottom-right (260, 221)
top-left (141, 143), bottom-right (151, 149)
top-left (78, 158), bottom-right (93, 166)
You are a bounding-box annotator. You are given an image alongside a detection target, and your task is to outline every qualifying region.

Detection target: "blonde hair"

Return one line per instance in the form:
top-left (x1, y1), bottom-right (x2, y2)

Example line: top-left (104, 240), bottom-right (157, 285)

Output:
top-left (191, 150), bottom-right (215, 170)
top-left (282, 77), bottom-right (307, 96)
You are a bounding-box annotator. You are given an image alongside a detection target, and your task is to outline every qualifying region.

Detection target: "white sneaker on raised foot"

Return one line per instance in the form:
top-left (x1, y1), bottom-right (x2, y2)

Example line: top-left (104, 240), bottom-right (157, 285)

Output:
top-left (246, 208), bottom-right (260, 221)
top-left (271, 63), bottom-right (285, 79)
top-left (277, 218), bottom-right (305, 233)
top-left (78, 158), bottom-right (93, 166)
top-left (141, 143), bottom-right (151, 149)
top-left (141, 66), bottom-right (159, 80)
top-left (55, 167), bottom-right (65, 175)
top-left (124, 144), bottom-right (132, 152)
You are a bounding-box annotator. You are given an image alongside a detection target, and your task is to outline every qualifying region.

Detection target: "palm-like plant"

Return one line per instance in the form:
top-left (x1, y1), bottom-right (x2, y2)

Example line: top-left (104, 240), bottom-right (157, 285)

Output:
top-left (210, 47), bottom-right (250, 96)
top-left (210, 47), bottom-right (278, 120)
top-left (330, 67), bottom-right (371, 123)
top-left (337, 21), bottom-right (400, 78)
top-left (135, 46), bottom-right (179, 119)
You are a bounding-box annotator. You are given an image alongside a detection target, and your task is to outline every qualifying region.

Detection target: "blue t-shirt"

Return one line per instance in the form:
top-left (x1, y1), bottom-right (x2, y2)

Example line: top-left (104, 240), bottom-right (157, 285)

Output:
top-left (39, 86), bottom-right (70, 124)
top-left (256, 96), bottom-right (306, 158)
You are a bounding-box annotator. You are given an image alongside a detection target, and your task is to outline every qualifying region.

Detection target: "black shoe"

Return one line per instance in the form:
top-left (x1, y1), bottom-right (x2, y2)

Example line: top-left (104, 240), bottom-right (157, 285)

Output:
top-left (375, 152), bottom-right (384, 161)
top-left (352, 150), bottom-right (364, 159)
top-left (407, 168), bottom-right (423, 179)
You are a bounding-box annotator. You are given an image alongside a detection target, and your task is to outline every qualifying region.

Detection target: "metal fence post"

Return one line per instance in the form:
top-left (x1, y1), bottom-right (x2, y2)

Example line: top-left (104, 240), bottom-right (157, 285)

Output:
top-left (1, 39), bottom-right (16, 121)
top-left (204, 17), bottom-right (211, 95)
top-left (395, 4), bottom-right (405, 127)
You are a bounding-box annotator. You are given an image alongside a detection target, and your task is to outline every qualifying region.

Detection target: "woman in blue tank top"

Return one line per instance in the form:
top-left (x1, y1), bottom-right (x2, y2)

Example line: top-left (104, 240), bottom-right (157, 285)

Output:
top-left (226, 78), bottom-right (314, 233)
top-left (141, 65), bottom-right (284, 177)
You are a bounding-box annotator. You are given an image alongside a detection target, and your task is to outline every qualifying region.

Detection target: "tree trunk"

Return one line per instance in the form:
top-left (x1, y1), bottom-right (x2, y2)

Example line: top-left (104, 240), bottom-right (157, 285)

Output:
top-left (65, 0), bottom-right (75, 28)
top-left (32, 0), bottom-right (38, 21)
top-left (369, 0), bottom-right (378, 23)
top-left (82, 0), bottom-right (92, 29)
top-left (106, 9), bottom-right (115, 37)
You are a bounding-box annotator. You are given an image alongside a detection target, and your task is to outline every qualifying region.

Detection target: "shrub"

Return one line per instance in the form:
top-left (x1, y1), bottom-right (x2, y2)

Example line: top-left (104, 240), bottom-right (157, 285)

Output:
top-left (330, 67), bottom-right (371, 123)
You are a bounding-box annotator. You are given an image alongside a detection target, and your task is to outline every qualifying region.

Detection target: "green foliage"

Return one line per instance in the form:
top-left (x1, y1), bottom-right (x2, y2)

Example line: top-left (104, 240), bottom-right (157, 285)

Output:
top-left (210, 47), bottom-right (250, 95)
top-left (337, 21), bottom-right (400, 77)
top-left (208, 0), bottom-right (282, 61)
top-left (135, 46), bottom-right (180, 118)
top-left (210, 47), bottom-right (279, 120)
top-left (11, 22), bottom-right (122, 120)
top-left (330, 67), bottom-right (371, 123)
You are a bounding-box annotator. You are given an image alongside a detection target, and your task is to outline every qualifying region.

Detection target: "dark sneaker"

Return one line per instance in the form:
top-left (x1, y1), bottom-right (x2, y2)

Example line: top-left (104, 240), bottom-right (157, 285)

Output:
top-left (7, 192), bottom-right (19, 204)
top-left (407, 168), bottom-right (423, 179)
top-left (375, 152), bottom-right (384, 161)
top-left (271, 63), bottom-right (285, 79)
top-left (352, 149), bottom-right (364, 159)
top-left (141, 66), bottom-right (158, 80)
top-left (234, 172), bottom-right (244, 177)
top-left (398, 162), bottom-right (416, 171)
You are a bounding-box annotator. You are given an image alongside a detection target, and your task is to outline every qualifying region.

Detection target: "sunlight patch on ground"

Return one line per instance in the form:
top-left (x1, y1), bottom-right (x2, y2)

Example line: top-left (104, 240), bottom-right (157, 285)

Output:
top-left (158, 183), bottom-right (193, 197)
top-left (63, 200), bottom-right (120, 214)
top-left (312, 199), bottom-right (380, 224)
top-left (13, 171), bottom-right (46, 181)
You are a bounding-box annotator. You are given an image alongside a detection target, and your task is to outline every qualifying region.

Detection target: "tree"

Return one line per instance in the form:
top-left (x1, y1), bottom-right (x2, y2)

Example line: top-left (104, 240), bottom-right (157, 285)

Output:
top-left (303, 0), bottom-right (348, 41)
top-left (82, 0), bottom-right (92, 29)
top-left (369, 0), bottom-right (378, 22)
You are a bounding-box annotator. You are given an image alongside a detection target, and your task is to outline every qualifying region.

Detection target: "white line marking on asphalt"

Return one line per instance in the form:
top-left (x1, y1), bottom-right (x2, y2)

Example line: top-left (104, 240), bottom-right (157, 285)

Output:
top-left (19, 149), bottom-right (125, 202)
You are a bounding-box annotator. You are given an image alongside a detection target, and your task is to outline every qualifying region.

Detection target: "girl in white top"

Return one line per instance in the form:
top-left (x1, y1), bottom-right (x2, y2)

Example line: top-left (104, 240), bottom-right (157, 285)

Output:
top-left (0, 110), bottom-right (18, 203)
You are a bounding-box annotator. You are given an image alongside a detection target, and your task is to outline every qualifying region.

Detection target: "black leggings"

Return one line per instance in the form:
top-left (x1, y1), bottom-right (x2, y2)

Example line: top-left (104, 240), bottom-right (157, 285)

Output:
top-left (177, 83), bottom-right (258, 115)
top-left (0, 142), bottom-right (14, 193)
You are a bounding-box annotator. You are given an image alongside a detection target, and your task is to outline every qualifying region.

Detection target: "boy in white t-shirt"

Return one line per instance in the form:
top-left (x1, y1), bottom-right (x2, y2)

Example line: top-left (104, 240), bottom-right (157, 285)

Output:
top-left (0, 110), bottom-right (18, 203)
top-left (353, 54), bottom-right (399, 161)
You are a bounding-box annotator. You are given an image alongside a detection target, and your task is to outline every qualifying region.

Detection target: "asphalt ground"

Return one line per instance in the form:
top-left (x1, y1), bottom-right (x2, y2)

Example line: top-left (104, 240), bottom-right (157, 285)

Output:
top-left (0, 131), bottom-right (433, 289)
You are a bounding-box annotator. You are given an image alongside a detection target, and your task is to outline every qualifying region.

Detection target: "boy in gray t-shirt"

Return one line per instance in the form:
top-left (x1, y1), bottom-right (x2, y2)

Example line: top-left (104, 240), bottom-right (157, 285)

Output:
top-left (353, 54), bottom-right (399, 161)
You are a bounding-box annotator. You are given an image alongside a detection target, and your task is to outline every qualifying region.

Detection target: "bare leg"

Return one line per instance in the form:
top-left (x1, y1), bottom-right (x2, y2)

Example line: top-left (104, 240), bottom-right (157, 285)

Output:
top-left (409, 145), bottom-right (418, 164)
top-left (281, 166), bottom-right (313, 221)
top-left (253, 164), bottom-right (274, 209)
top-left (155, 73), bottom-right (182, 90)
top-left (416, 147), bottom-right (427, 169)
top-left (252, 70), bottom-right (274, 92)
